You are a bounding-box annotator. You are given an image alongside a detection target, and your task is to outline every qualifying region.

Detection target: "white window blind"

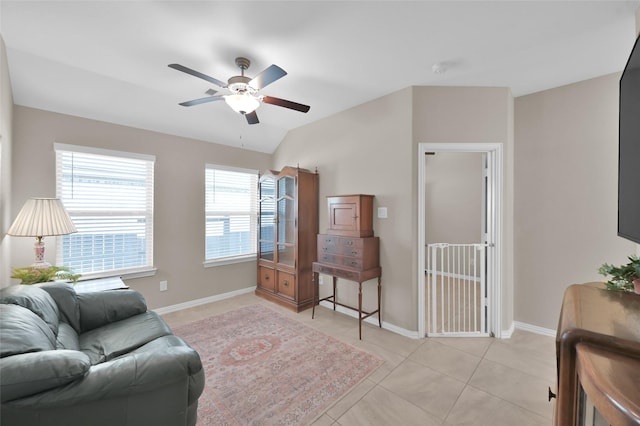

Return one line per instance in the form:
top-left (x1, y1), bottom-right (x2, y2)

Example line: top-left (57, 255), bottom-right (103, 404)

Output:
top-left (55, 143), bottom-right (155, 276)
top-left (205, 165), bottom-right (258, 263)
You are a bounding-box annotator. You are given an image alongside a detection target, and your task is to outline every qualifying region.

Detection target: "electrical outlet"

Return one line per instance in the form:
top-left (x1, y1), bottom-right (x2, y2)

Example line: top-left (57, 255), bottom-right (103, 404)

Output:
top-left (160, 280), bottom-right (168, 292)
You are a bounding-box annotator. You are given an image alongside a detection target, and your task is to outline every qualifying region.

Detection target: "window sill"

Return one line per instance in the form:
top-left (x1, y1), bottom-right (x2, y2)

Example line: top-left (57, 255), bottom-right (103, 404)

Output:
top-left (77, 267), bottom-right (158, 282)
top-left (203, 255), bottom-right (256, 268)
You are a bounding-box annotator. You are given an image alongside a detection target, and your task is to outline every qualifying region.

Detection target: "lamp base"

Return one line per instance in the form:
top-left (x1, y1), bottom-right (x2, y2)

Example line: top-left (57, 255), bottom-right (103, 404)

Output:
top-left (31, 260), bottom-right (52, 269)
top-left (32, 237), bottom-right (51, 269)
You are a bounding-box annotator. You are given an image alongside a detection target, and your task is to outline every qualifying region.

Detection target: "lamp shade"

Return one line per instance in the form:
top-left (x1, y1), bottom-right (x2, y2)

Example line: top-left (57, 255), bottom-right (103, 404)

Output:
top-left (224, 93), bottom-right (260, 114)
top-left (7, 198), bottom-right (77, 237)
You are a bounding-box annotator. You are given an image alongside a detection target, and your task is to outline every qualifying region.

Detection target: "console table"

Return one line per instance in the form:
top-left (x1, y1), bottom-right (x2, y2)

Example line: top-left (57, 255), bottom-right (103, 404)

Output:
top-left (74, 276), bottom-right (128, 293)
top-left (555, 282), bottom-right (640, 425)
top-left (312, 262), bottom-right (381, 340)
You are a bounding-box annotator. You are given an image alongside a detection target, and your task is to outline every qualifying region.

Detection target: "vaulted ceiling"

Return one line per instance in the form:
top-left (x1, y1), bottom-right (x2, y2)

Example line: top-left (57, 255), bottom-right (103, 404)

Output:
top-left (1, 1), bottom-right (638, 153)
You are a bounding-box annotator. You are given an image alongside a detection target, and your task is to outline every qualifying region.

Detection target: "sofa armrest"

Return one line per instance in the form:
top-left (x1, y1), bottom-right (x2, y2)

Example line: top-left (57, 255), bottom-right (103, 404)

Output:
top-left (0, 350), bottom-right (91, 402)
top-left (3, 345), bottom-right (204, 408)
top-left (77, 290), bottom-right (147, 332)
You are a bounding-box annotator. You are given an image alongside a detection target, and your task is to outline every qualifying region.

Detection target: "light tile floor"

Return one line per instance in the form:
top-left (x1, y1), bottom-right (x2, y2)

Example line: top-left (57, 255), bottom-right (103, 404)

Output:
top-left (161, 292), bottom-right (557, 426)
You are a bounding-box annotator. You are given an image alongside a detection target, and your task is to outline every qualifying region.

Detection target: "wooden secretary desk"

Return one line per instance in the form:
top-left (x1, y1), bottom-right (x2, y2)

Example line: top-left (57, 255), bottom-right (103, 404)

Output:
top-left (555, 283), bottom-right (640, 425)
top-left (312, 194), bottom-right (382, 339)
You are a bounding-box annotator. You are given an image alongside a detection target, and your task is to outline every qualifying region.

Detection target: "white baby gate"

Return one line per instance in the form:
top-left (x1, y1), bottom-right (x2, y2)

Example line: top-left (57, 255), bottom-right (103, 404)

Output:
top-left (426, 243), bottom-right (489, 337)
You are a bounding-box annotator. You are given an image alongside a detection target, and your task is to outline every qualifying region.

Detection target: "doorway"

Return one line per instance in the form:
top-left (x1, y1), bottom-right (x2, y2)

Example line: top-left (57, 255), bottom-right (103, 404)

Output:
top-left (417, 143), bottom-right (503, 338)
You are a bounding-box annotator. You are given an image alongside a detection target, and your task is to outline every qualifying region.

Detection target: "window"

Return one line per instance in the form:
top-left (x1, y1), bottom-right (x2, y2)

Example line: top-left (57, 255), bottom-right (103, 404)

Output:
top-left (55, 143), bottom-right (155, 278)
top-left (205, 165), bottom-right (258, 265)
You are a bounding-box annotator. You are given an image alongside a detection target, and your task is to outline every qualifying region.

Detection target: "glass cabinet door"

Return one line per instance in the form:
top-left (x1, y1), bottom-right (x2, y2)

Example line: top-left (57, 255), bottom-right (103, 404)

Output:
top-left (258, 175), bottom-right (275, 262)
top-left (276, 175), bottom-right (295, 267)
top-left (277, 244), bottom-right (295, 266)
top-left (277, 197), bottom-right (295, 244)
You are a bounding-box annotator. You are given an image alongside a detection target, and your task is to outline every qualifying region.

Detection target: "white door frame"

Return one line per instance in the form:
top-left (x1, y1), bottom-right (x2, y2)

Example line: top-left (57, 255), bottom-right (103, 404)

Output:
top-left (418, 143), bottom-right (503, 338)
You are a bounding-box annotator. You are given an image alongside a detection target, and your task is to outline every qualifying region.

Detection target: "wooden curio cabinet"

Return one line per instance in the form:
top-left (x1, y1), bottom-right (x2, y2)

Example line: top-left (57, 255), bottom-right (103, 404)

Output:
top-left (256, 166), bottom-right (319, 312)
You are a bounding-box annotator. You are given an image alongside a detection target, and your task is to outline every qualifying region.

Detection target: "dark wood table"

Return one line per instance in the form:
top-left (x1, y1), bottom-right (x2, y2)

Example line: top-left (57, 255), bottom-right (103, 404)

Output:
top-left (575, 343), bottom-right (640, 425)
top-left (311, 261), bottom-right (381, 340)
top-left (555, 282), bottom-right (640, 425)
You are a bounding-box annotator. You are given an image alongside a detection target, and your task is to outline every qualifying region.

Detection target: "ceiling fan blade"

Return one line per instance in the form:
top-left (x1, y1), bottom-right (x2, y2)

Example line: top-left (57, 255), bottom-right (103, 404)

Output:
top-left (178, 96), bottom-right (224, 107)
top-left (245, 111), bottom-right (259, 125)
top-left (262, 96), bottom-right (310, 113)
top-left (168, 64), bottom-right (227, 88)
top-left (249, 64), bottom-right (287, 90)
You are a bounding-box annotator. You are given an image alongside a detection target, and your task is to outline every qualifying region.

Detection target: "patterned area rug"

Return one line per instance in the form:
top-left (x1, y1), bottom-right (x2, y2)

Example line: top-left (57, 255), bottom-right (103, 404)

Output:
top-left (173, 304), bottom-right (383, 426)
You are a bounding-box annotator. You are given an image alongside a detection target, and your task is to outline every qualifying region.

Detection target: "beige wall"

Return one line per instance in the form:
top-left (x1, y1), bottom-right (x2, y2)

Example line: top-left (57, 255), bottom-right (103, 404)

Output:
top-left (0, 36), bottom-right (14, 285)
top-left (514, 73), bottom-right (636, 330)
top-left (275, 88), bottom-right (414, 330)
top-left (274, 86), bottom-right (513, 333)
top-left (9, 106), bottom-right (271, 309)
top-left (425, 151), bottom-right (483, 245)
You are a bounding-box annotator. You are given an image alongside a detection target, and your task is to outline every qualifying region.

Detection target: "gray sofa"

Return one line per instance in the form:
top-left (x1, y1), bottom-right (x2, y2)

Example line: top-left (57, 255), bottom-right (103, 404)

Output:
top-left (0, 283), bottom-right (205, 426)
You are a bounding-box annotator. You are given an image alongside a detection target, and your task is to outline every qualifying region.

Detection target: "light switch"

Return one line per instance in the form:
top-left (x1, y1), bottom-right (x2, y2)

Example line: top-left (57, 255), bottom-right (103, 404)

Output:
top-left (377, 207), bottom-right (388, 219)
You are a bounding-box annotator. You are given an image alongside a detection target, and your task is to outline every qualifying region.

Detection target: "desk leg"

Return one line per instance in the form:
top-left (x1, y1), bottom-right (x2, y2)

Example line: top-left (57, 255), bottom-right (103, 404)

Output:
top-left (377, 276), bottom-right (382, 328)
top-left (312, 271), bottom-right (318, 319)
top-left (358, 281), bottom-right (363, 340)
top-left (332, 276), bottom-right (337, 311)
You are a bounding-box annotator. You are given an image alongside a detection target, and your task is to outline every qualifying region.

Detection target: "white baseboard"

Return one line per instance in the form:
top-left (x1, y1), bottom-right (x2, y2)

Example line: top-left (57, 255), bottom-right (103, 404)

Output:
top-left (155, 289), bottom-right (558, 342)
top-left (318, 300), bottom-right (421, 339)
top-left (153, 286), bottom-right (256, 315)
top-left (152, 288), bottom-right (422, 338)
top-left (513, 321), bottom-right (556, 337)
top-left (500, 321), bottom-right (515, 338)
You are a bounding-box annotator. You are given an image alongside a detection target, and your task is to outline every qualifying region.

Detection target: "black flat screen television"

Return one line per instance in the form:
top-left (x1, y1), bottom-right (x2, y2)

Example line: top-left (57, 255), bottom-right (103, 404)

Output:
top-left (618, 33), bottom-right (640, 245)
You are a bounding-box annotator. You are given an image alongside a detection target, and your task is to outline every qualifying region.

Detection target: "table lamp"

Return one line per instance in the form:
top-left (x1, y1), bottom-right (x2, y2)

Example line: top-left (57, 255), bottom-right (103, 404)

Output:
top-left (7, 198), bottom-right (77, 268)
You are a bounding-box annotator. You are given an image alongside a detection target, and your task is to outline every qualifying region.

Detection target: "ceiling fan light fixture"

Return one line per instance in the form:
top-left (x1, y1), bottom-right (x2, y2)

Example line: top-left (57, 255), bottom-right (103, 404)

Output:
top-left (224, 93), bottom-right (261, 115)
top-left (170, 57), bottom-right (310, 123)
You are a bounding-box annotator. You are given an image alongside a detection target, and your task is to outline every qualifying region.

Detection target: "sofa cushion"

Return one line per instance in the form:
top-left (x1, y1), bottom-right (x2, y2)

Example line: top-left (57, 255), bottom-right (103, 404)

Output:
top-left (77, 290), bottom-right (147, 332)
top-left (37, 282), bottom-right (81, 333)
top-left (0, 285), bottom-right (59, 336)
top-left (0, 305), bottom-right (56, 357)
top-left (79, 311), bottom-right (172, 365)
top-left (57, 322), bottom-right (80, 350)
top-left (0, 350), bottom-right (91, 402)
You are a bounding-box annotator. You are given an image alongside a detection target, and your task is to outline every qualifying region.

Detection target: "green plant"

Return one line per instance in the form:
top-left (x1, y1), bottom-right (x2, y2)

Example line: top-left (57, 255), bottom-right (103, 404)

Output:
top-left (11, 266), bottom-right (81, 285)
top-left (598, 255), bottom-right (640, 292)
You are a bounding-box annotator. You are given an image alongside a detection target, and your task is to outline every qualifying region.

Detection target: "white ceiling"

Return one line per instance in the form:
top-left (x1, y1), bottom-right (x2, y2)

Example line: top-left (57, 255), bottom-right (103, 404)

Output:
top-left (1, 1), bottom-right (638, 153)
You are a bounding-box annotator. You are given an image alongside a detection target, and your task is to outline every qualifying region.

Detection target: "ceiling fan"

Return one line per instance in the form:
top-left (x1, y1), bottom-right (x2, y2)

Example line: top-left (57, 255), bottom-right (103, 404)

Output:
top-left (168, 57), bottom-right (310, 125)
